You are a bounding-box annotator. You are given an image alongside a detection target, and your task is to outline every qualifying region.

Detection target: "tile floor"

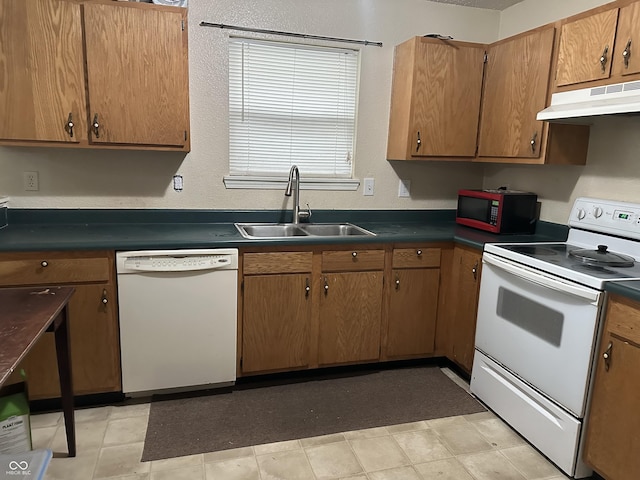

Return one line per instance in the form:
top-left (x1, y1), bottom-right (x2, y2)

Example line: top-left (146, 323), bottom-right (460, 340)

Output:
top-left (31, 369), bottom-right (576, 480)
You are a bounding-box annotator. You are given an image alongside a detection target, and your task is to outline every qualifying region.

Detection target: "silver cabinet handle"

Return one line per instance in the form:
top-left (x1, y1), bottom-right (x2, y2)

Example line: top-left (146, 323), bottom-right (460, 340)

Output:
top-left (41, 261), bottom-right (48, 268)
top-left (416, 131), bottom-right (421, 152)
top-left (623, 39), bottom-right (632, 68)
top-left (92, 113), bottom-right (100, 138)
top-left (66, 113), bottom-right (74, 138)
top-left (603, 341), bottom-right (613, 371)
top-left (600, 45), bottom-right (609, 72)
top-left (530, 131), bottom-right (538, 153)
top-left (472, 260), bottom-right (478, 280)
top-left (101, 289), bottom-right (109, 305)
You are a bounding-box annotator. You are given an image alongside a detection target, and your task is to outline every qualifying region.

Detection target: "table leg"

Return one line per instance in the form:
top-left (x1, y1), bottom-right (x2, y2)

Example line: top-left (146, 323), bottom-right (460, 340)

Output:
top-left (54, 305), bottom-right (76, 457)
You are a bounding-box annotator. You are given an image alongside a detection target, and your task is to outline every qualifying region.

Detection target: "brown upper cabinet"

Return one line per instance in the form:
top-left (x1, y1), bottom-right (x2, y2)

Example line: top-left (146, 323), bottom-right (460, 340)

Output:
top-left (555, 9), bottom-right (619, 87)
top-left (386, 37), bottom-right (486, 160)
top-left (555, 2), bottom-right (640, 89)
top-left (0, 0), bottom-right (190, 151)
top-left (387, 25), bottom-right (590, 165)
top-left (477, 27), bottom-right (555, 160)
top-left (612, 2), bottom-right (640, 77)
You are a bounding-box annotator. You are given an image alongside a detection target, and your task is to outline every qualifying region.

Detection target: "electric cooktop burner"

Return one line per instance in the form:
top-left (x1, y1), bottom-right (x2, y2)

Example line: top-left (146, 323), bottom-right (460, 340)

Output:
top-left (497, 242), bottom-right (640, 280)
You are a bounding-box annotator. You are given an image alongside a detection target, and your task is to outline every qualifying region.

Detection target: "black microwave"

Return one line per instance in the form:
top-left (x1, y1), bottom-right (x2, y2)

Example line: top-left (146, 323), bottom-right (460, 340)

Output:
top-left (456, 189), bottom-right (538, 234)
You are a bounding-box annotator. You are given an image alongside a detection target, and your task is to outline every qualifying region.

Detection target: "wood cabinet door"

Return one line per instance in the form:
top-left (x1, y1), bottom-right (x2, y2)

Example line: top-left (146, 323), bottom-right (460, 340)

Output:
top-left (387, 268), bottom-right (439, 358)
top-left (18, 283), bottom-right (121, 399)
top-left (478, 27), bottom-right (555, 159)
top-left (318, 272), bottom-right (383, 365)
top-left (0, 0), bottom-right (86, 143)
top-left (83, 3), bottom-right (188, 147)
top-left (242, 274), bottom-right (311, 373)
top-left (612, 2), bottom-right (640, 77)
top-left (556, 9), bottom-right (619, 87)
top-left (584, 334), bottom-right (640, 479)
top-left (409, 39), bottom-right (485, 157)
top-left (450, 247), bottom-right (482, 373)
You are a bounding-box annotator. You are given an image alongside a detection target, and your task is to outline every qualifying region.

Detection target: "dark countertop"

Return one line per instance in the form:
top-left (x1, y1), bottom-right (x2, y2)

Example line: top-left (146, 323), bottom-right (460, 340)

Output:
top-left (5, 207), bottom-right (640, 304)
top-left (0, 208), bottom-right (569, 252)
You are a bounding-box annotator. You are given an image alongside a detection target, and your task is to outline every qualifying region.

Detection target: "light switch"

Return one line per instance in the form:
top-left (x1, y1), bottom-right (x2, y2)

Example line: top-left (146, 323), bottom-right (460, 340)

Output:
top-left (363, 178), bottom-right (374, 196)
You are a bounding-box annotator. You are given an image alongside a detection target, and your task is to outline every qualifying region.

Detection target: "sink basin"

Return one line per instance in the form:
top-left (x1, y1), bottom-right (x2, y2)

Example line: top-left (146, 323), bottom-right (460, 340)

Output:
top-left (235, 223), bottom-right (308, 238)
top-left (299, 223), bottom-right (375, 236)
top-left (235, 223), bottom-right (375, 239)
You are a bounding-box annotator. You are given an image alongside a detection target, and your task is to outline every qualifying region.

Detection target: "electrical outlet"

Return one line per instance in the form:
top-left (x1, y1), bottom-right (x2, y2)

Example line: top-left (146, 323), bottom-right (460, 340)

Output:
top-left (398, 179), bottom-right (411, 198)
top-left (23, 171), bottom-right (39, 191)
top-left (363, 178), bottom-right (374, 196)
top-left (173, 175), bottom-right (183, 192)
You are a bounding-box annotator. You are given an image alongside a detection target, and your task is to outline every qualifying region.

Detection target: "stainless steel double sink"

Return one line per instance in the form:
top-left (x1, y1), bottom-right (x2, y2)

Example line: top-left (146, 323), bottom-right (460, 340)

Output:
top-left (235, 222), bottom-right (375, 239)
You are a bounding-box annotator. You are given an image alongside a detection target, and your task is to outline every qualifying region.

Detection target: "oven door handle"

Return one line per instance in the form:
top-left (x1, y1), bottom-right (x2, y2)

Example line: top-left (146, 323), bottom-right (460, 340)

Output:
top-left (483, 252), bottom-right (601, 303)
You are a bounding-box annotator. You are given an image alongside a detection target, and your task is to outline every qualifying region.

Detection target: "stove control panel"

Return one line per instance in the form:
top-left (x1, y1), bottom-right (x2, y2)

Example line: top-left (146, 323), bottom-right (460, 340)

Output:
top-left (570, 197), bottom-right (640, 240)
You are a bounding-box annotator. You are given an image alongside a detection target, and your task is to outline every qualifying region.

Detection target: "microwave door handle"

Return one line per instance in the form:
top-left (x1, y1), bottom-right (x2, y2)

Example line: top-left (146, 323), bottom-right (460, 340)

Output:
top-left (482, 253), bottom-right (601, 303)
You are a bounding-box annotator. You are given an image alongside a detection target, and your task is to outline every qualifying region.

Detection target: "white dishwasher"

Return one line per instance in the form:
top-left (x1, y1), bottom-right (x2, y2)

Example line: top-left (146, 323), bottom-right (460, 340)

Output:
top-left (116, 248), bottom-right (238, 396)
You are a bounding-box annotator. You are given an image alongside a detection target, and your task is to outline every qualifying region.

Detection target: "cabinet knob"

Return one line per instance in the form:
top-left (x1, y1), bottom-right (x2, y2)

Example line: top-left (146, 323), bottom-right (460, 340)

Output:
top-left (102, 289), bottom-right (108, 305)
top-left (416, 249), bottom-right (422, 256)
top-left (352, 251), bottom-right (357, 258)
top-left (600, 45), bottom-right (609, 72)
top-left (472, 260), bottom-right (478, 280)
top-left (530, 131), bottom-right (538, 154)
top-left (603, 341), bottom-right (613, 371)
top-left (92, 113), bottom-right (100, 138)
top-left (323, 277), bottom-right (329, 295)
top-left (305, 278), bottom-right (310, 297)
top-left (395, 274), bottom-right (400, 290)
top-left (623, 39), bottom-right (632, 68)
top-left (41, 261), bottom-right (48, 268)
top-left (416, 131), bottom-right (421, 152)
top-left (66, 113), bottom-right (74, 138)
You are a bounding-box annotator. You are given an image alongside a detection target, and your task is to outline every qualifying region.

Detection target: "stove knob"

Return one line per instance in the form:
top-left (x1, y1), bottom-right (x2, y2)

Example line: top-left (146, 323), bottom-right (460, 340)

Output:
top-left (577, 208), bottom-right (586, 220)
top-left (593, 206), bottom-right (603, 218)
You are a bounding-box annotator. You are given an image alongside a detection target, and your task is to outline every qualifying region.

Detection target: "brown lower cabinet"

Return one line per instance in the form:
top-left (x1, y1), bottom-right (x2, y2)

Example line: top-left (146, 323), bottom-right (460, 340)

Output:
top-left (0, 251), bottom-right (121, 399)
top-left (440, 245), bottom-right (483, 374)
top-left (238, 243), bottom-right (460, 376)
top-left (318, 248), bottom-right (385, 365)
top-left (241, 252), bottom-right (313, 373)
top-left (386, 247), bottom-right (441, 359)
top-left (584, 294), bottom-right (640, 480)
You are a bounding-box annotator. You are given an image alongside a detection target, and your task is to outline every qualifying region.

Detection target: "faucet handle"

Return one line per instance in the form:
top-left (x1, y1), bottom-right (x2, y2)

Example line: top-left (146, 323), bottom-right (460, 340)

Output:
top-left (299, 203), bottom-right (312, 222)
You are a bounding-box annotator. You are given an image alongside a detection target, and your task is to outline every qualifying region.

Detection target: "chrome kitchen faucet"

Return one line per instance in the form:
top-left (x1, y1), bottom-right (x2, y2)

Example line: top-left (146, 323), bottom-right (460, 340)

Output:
top-left (285, 165), bottom-right (311, 224)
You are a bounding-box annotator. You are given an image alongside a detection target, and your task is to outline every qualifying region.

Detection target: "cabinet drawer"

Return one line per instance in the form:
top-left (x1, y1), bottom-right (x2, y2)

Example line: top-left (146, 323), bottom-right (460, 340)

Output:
top-left (607, 295), bottom-right (640, 345)
top-left (392, 248), bottom-right (440, 268)
top-left (0, 253), bottom-right (111, 286)
top-left (243, 252), bottom-right (312, 275)
top-left (322, 249), bottom-right (384, 272)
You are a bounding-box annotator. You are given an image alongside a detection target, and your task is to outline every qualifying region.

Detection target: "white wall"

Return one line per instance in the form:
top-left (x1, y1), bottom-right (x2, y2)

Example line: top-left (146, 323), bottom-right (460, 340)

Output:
top-left (488, 0), bottom-right (640, 224)
top-left (0, 0), bottom-right (499, 210)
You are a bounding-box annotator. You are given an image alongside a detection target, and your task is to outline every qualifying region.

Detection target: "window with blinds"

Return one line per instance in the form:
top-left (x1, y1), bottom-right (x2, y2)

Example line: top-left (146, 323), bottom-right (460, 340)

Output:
top-left (228, 38), bottom-right (359, 181)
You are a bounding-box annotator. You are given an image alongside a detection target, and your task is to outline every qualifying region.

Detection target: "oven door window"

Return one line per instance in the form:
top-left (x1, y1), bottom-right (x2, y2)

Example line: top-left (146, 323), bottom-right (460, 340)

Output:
top-left (497, 287), bottom-right (563, 347)
top-left (475, 254), bottom-right (602, 417)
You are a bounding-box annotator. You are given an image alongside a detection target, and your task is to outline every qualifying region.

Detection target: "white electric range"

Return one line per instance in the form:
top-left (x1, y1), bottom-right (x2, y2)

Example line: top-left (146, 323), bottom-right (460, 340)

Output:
top-left (470, 197), bottom-right (640, 479)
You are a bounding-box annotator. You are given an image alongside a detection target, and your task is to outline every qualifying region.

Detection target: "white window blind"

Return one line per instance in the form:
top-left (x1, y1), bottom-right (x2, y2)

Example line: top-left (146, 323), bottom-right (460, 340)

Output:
top-left (228, 38), bottom-right (359, 178)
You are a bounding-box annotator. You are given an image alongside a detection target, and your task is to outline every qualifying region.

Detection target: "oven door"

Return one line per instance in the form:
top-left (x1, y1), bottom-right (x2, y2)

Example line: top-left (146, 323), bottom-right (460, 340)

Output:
top-left (473, 252), bottom-right (603, 417)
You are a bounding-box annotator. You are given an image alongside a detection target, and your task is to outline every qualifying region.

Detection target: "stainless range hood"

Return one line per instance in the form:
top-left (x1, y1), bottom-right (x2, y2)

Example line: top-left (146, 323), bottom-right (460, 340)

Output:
top-left (537, 80), bottom-right (640, 123)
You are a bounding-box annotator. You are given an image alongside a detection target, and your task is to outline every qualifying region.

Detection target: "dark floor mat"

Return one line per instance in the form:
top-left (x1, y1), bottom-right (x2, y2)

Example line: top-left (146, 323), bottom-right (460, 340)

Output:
top-left (142, 366), bottom-right (485, 462)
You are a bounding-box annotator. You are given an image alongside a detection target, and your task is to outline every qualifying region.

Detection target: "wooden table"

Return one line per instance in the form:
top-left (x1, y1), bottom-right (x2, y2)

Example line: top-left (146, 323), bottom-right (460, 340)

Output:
top-left (0, 286), bottom-right (76, 457)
